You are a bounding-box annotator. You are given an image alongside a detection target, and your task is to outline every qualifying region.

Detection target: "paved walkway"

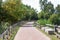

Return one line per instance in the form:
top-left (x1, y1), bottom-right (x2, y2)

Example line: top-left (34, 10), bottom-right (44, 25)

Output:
top-left (14, 22), bottom-right (50, 40)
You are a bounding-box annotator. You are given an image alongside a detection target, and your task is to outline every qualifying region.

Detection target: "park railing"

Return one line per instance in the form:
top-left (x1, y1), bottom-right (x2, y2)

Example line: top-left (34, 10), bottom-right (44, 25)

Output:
top-left (0, 21), bottom-right (26, 40)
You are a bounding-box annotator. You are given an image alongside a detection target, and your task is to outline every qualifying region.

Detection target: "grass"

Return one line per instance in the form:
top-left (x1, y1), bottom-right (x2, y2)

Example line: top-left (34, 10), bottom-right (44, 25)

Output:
top-left (41, 30), bottom-right (58, 40)
top-left (36, 27), bottom-right (59, 40)
top-left (0, 38), bottom-right (2, 40)
top-left (10, 26), bottom-right (19, 40)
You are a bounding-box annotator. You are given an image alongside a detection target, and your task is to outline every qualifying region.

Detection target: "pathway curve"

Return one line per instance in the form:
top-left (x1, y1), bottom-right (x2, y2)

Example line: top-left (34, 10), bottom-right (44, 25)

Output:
top-left (14, 21), bottom-right (50, 40)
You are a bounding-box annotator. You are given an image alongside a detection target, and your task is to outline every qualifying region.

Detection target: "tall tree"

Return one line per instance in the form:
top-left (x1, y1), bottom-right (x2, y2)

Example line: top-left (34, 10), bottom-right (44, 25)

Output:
top-left (1, 0), bottom-right (22, 23)
top-left (45, 2), bottom-right (54, 13)
top-left (56, 5), bottom-right (60, 14)
top-left (39, 0), bottom-right (54, 19)
top-left (39, 0), bottom-right (47, 11)
top-left (1, 0), bottom-right (37, 23)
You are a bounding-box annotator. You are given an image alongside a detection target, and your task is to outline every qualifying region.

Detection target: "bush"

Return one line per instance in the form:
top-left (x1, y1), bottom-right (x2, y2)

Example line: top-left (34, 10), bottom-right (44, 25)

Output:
top-left (0, 22), bottom-right (10, 34)
top-left (37, 19), bottom-right (52, 25)
top-left (49, 14), bottom-right (60, 25)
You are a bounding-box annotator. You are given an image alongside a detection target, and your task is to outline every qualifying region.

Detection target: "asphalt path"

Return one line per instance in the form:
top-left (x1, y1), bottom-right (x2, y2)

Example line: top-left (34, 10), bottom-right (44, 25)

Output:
top-left (14, 22), bottom-right (50, 40)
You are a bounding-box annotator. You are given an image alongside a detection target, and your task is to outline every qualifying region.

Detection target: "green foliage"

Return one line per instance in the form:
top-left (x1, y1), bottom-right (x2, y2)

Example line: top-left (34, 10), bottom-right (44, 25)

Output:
top-left (44, 13), bottom-right (50, 19)
top-left (0, 0), bottom-right (38, 23)
top-left (0, 22), bottom-right (9, 34)
top-left (56, 5), bottom-right (60, 14)
top-left (39, 0), bottom-right (47, 10)
top-left (37, 19), bottom-right (52, 25)
top-left (45, 2), bottom-right (54, 13)
top-left (0, 0), bottom-right (2, 7)
top-left (0, 0), bottom-right (38, 34)
top-left (38, 0), bottom-right (60, 25)
top-left (39, 0), bottom-right (54, 19)
top-left (38, 11), bottom-right (44, 19)
top-left (49, 14), bottom-right (60, 25)
top-left (38, 11), bottom-right (51, 19)
top-left (10, 26), bottom-right (19, 40)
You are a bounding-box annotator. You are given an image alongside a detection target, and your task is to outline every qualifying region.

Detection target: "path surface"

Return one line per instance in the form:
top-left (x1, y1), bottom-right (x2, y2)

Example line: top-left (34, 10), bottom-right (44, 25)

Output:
top-left (14, 21), bottom-right (50, 40)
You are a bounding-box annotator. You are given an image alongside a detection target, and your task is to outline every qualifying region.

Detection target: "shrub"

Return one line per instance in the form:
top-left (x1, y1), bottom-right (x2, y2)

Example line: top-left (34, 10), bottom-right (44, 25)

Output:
top-left (0, 22), bottom-right (10, 34)
top-left (37, 19), bottom-right (52, 25)
top-left (49, 14), bottom-right (60, 25)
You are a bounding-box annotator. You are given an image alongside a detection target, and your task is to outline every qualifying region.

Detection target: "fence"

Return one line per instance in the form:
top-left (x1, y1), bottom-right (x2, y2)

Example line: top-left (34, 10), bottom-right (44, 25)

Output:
top-left (0, 21), bottom-right (26, 40)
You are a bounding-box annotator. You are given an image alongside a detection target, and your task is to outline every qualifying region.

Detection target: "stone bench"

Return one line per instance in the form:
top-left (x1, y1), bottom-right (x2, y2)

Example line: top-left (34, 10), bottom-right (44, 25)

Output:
top-left (45, 28), bottom-right (54, 35)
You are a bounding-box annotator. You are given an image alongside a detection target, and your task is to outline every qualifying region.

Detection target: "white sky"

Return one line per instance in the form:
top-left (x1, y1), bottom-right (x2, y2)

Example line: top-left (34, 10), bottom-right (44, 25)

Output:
top-left (22, 0), bottom-right (40, 12)
top-left (22, 0), bottom-right (60, 12)
top-left (48, 0), bottom-right (60, 7)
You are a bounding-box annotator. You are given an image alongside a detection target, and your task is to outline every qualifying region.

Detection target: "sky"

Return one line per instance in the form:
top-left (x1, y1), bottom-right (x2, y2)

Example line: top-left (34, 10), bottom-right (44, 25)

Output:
top-left (48, 0), bottom-right (60, 7)
top-left (22, 0), bottom-right (40, 12)
top-left (22, 0), bottom-right (60, 12)
top-left (3, 0), bottom-right (60, 12)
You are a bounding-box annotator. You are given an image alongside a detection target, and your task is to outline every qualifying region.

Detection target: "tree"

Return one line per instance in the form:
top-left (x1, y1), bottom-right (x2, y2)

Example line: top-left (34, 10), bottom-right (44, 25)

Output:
top-left (39, 0), bottom-right (54, 19)
top-left (45, 2), bottom-right (54, 13)
top-left (56, 5), bottom-right (60, 14)
top-left (20, 5), bottom-right (38, 20)
top-left (1, 0), bottom-right (38, 23)
top-left (38, 11), bottom-right (45, 19)
top-left (39, 0), bottom-right (60, 25)
top-left (44, 2), bottom-right (54, 19)
top-left (39, 0), bottom-right (47, 11)
top-left (0, 0), bottom-right (22, 23)
top-left (49, 14), bottom-right (60, 25)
